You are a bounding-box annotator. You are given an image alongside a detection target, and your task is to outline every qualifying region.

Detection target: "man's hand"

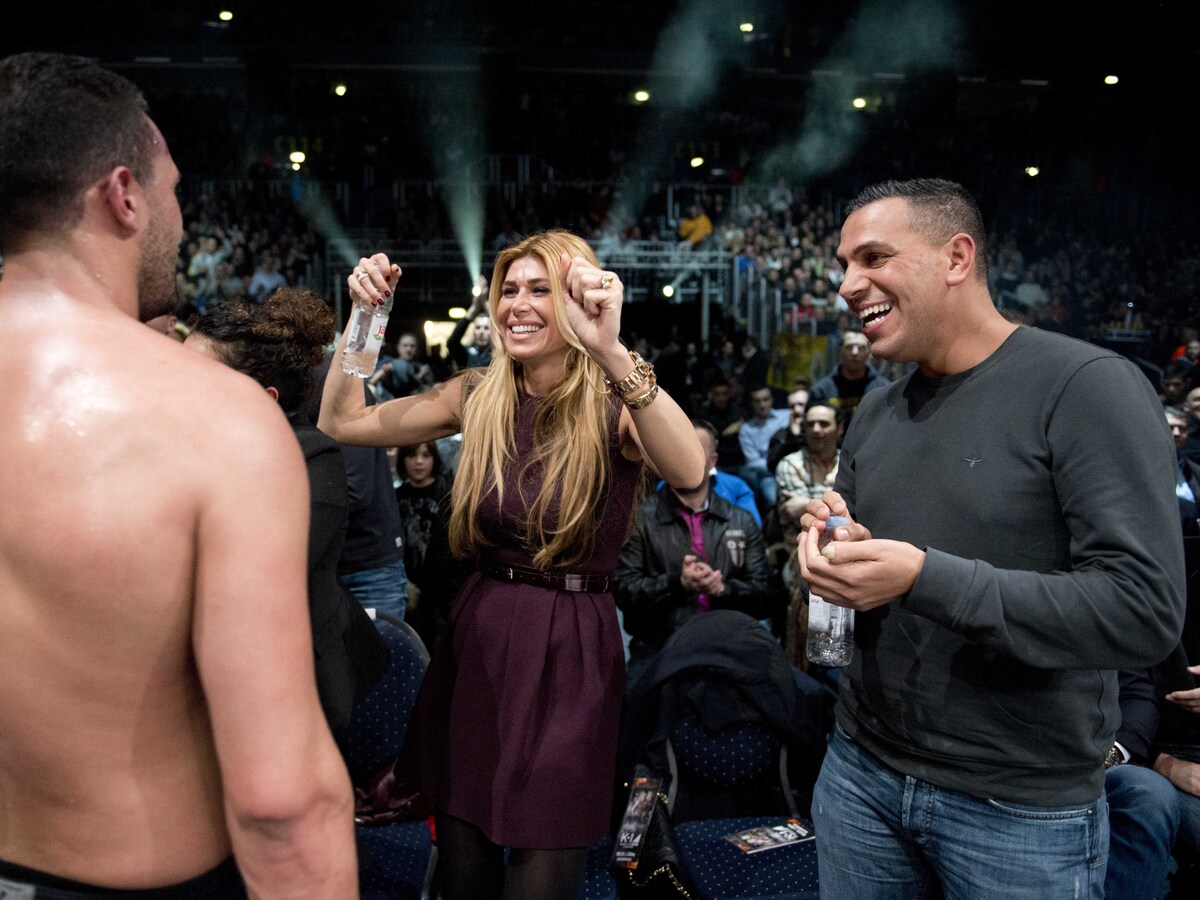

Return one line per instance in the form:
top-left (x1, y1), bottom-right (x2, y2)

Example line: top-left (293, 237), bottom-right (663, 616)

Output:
top-left (695, 568), bottom-right (725, 597)
top-left (778, 489), bottom-right (809, 528)
top-left (1165, 664), bottom-right (1200, 714)
top-left (680, 555), bottom-right (705, 593)
top-left (798, 490), bottom-right (872, 542)
top-left (681, 555), bottom-right (724, 596)
top-left (1153, 753), bottom-right (1200, 797)
top-left (796, 521), bottom-right (925, 612)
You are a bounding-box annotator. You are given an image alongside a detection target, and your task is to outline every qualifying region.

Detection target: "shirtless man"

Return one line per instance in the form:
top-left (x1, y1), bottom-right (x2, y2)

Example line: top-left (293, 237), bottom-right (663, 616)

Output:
top-left (0, 53), bottom-right (356, 897)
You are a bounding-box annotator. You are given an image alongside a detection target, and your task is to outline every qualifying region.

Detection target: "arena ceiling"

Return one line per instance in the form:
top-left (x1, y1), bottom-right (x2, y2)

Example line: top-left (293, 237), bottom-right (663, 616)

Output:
top-left (4, 1), bottom-right (1194, 88)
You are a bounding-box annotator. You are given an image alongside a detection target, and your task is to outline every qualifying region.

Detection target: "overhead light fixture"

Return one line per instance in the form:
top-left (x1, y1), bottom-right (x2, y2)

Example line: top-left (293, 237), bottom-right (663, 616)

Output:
top-left (288, 151), bottom-right (306, 164)
top-left (334, 83), bottom-right (348, 97)
top-left (662, 285), bottom-right (676, 298)
top-left (633, 90), bottom-right (650, 103)
top-left (690, 156), bottom-right (704, 168)
top-left (291, 162), bottom-right (301, 171)
top-left (739, 23), bottom-right (754, 33)
top-left (852, 97), bottom-right (867, 109)
top-left (1104, 75), bottom-right (1119, 85)
top-left (1025, 166), bottom-right (1040, 177)
top-left (219, 10), bottom-right (233, 22)
top-left (448, 307), bottom-right (467, 319)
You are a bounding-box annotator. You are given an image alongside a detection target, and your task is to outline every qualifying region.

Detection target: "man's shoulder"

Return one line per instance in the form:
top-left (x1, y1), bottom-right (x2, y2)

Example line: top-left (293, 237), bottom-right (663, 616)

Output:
top-left (639, 486), bottom-right (677, 519)
top-left (712, 469), bottom-right (752, 492)
top-left (808, 372), bottom-right (837, 395)
top-left (865, 366), bottom-right (892, 389)
top-left (994, 327), bottom-right (1150, 408)
top-left (777, 447), bottom-right (806, 469)
top-left (1005, 325), bottom-right (1122, 372)
top-left (292, 420), bottom-right (340, 461)
top-left (708, 491), bottom-right (760, 530)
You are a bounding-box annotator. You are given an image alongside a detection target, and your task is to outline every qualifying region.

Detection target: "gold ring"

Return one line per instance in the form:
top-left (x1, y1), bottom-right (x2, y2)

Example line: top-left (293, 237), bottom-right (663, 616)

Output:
top-left (600, 273), bottom-right (614, 290)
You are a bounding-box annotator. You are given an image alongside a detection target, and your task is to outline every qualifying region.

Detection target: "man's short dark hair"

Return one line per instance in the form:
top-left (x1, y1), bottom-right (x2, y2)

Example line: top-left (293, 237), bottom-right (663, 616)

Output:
top-left (691, 419), bottom-right (720, 449)
top-left (845, 178), bottom-right (988, 281)
top-left (1165, 360), bottom-right (1194, 381)
top-left (805, 403), bottom-right (847, 428)
top-left (0, 53), bottom-right (156, 250)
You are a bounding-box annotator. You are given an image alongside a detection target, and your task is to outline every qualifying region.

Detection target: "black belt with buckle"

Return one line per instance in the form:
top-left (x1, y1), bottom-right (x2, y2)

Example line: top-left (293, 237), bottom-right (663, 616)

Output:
top-left (478, 560), bottom-right (611, 593)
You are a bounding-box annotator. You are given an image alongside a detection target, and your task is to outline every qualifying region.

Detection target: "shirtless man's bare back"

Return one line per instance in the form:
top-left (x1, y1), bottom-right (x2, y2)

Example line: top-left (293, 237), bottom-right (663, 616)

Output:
top-left (0, 53), bottom-right (356, 898)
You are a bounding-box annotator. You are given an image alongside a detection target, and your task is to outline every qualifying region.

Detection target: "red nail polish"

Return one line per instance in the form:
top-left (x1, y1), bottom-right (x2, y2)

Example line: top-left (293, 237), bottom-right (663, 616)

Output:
top-left (384, 290), bottom-right (392, 298)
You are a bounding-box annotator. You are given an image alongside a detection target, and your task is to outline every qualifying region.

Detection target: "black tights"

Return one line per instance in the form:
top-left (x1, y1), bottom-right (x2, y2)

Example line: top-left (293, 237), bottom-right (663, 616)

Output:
top-left (436, 811), bottom-right (588, 900)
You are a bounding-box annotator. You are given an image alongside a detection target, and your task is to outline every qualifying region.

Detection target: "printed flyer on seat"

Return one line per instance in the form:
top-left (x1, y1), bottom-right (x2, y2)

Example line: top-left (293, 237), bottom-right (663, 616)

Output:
top-left (725, 818), bottom-right (815, 853)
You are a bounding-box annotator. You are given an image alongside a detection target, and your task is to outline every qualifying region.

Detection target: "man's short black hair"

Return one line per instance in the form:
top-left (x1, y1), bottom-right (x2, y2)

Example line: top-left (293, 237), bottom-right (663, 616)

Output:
top-left (0, 52), bottom-right (156, 250)
top-left (804, 403), bottom-right (846, 428)
top-left (691, 418), bottom-right (720, 449)
top-left (1165, 359), bottom-right (1194, 381)
top-left (846, 178), bottom-right (988, 281)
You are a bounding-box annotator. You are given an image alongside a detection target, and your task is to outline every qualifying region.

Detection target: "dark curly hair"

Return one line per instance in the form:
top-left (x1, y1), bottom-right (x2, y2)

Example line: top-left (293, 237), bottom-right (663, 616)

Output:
top-left (191, 287), bottom-right (334, 415)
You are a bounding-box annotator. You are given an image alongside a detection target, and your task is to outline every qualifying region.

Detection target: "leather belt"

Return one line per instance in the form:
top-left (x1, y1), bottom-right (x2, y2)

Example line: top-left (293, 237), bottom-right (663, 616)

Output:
top-left (478, 560), bottom-right (610, 593)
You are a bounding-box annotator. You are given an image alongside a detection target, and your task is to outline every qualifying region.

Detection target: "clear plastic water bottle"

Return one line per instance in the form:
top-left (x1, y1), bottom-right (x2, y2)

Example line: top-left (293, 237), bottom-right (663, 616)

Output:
top-left (806, 515), bottom-right (854, 666)
top-left (342, 294), bottom-right (393, 378)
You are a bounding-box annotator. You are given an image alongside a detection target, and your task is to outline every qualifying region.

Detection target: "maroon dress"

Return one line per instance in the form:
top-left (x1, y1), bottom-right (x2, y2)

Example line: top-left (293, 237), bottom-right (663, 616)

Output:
top-left (411, 393), bottom-right (643, 848)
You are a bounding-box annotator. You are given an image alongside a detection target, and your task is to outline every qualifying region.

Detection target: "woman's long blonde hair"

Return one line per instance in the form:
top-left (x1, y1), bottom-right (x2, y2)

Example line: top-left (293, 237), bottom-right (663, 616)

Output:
top-left (449, 230), bottom-right (614, 569)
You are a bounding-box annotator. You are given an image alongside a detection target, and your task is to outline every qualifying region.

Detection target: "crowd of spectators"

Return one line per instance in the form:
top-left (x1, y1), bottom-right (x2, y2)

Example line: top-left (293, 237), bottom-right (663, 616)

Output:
top-left (155, 156), bottom-right (1200, 894)
top-left (173, 187), bottom-right (322, 320)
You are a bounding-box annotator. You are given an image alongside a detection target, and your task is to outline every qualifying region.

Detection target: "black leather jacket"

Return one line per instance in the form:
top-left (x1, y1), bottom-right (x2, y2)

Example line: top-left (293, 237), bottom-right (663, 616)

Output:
top-left (613, 486), bottom-right (780, 649)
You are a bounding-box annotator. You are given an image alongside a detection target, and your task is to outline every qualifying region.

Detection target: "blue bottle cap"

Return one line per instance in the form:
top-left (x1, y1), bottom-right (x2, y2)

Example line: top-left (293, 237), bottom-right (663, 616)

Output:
top-left (826, 515), bottom-right (851, 529)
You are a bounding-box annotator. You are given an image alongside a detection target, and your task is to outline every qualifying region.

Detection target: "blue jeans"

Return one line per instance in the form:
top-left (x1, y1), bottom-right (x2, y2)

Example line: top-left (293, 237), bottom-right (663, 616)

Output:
top-left (737, 463), bottom-right (777, 508)
top-left (339, 558), bottom-right (408, 621)
top-left (1104, 763), bottom-right (1180, 899)
top-left (813, 727), bottom-right (1108, 899)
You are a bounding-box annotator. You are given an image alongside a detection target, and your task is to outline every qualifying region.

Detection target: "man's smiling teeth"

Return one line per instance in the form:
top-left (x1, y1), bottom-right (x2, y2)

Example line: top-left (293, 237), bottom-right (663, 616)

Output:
top-left (510, 324), bottom-right (542, 334)
top-left (859, 303), bottom-right (892, 324)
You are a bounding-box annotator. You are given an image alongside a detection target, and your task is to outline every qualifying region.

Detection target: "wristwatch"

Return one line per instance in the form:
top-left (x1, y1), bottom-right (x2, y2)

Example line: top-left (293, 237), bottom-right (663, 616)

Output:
top-left (1104, 744), bottom-right (1125, 769)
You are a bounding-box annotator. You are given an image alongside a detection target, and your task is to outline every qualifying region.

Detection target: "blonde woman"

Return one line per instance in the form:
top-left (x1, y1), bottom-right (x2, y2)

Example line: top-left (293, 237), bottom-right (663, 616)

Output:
top-left (320, 230), bottom-right (706, 899)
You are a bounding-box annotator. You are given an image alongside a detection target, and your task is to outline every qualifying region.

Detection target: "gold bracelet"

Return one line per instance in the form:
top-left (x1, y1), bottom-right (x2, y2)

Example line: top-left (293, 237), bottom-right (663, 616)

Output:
top-left (624, 384), bottom-right (659, 410)
top-left (620, 369), bottom-right (657, 402)
top-left (607, 351), bottom-right (654, 397)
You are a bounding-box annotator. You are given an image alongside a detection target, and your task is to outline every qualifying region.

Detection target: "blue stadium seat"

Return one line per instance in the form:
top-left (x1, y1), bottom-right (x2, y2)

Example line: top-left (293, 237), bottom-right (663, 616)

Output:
top-left (667, 708), bottom-right (819, 899)
top-left (347, 613), bottom-right (436, 900)
top-left (675, 816), bottom-right (818, 900)
top-left (578, 836), bottom-right (619, 900)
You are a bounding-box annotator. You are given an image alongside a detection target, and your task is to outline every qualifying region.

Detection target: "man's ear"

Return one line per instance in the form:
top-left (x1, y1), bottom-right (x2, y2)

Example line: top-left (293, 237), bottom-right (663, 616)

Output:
top-left (945, 232), bottom-right (976, 287)
top-left (101, 166), bottom-right (142, 234)
top-left (264, 386), bottom-right (280, 402)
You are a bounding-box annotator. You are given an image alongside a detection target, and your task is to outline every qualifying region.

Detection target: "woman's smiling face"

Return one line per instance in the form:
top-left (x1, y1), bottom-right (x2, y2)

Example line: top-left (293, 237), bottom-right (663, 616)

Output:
top-left (495, 255), bottom-right (567, 366)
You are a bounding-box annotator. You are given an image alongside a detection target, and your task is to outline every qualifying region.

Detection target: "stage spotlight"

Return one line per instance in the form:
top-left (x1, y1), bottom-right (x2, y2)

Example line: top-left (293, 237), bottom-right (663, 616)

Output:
top-left (1104, 75), bottom-right (1119, 85)
top-left (634, 90), bottom-right (650, 103)
top-left (1025, 166), bottom-right (1040, 177)
top-left (289, 151), bottom-right (306, 164)
top-left (690, 156), bottom-right (704, 168)
top-left (852, 97), bottom-right (867, 109)
top-left (334, 83), bottom-right (348, 97)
